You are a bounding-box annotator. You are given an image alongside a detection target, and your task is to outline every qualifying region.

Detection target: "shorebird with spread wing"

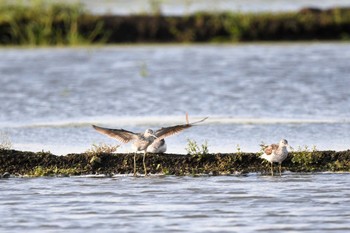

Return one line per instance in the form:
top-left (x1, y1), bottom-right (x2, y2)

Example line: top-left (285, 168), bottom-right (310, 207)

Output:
top-left (92, 113), bottom-right (208, 176)
top-left (260, 139), bottom-right (289, 176)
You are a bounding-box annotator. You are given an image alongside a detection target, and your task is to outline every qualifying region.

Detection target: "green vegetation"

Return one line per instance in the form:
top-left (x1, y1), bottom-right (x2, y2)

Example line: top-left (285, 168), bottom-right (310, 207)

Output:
top-left (0, 1), bottom-right (350, 45)
top-left (85, 143), bottom-right (119, 167)
top-left (28, 165), bottom-right (81, 177)
top-left (149, 0), bottom-right (163, 15)
top-left (0, 131), bottom-right (12, 150)
top-left (236, 144), bottom-right (242, 155)
top-left (139, 62), bottom-right (149, 78)
top-left (291, 145), bottom-right (318, 170)
top-left (85, 143), bottom-right (119, 156)
top-left (289, 145), bottom-right (350, 172)
top-left (186, 139), bottom-right (209, 159)
top-left (0, 0), bottom-right (104, 45)
top-left (0, 146), bottom-right (349, 176)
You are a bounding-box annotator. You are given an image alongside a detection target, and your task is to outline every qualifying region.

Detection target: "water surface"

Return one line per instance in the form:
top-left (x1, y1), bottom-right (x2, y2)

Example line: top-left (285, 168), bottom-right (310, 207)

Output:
top-left (1, 174), bottom-right (350, 232)
top-left (1, 43), bottom-right (350, 154)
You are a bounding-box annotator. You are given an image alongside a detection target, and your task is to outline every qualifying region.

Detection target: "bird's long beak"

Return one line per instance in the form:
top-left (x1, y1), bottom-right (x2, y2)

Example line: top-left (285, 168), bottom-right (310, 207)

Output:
top-left (151, 134), bottom-right (158, 139)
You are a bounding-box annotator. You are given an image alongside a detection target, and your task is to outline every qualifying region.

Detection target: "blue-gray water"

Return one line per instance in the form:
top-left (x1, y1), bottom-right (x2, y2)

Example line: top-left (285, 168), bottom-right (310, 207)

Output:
top-left (1, 43), bottom-right (350, 154)
top-left (1, 42), bottom-right (350, 232)
top-left (1, 174), bottom-right (350, 233)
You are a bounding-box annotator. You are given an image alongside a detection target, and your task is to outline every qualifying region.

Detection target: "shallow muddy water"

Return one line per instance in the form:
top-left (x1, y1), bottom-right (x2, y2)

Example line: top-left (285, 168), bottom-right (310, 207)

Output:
top-left (1, 173), bottom-right (350, 232)
top-left (1, 43), bottom-right (350, 154)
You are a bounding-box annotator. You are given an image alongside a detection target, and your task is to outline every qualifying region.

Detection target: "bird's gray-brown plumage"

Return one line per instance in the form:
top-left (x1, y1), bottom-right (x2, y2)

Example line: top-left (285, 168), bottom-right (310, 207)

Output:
top-left (260, 139), bottom-right (289, 176)
top-left (146, 139), bottom-right (167, 153)
top-left (92, 115), bottom-right (208, 176)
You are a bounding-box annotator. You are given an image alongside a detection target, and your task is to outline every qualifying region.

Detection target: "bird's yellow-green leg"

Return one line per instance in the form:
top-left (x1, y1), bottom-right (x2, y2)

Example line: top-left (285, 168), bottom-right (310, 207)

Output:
top-left (271, 162), bottom-right (274, 176)
top-left (143, 151), bottom-right (148, 176)
top-left (133, 153), bottom-right (137, 176)
top-left (279, 163), bottom-right (282, 176)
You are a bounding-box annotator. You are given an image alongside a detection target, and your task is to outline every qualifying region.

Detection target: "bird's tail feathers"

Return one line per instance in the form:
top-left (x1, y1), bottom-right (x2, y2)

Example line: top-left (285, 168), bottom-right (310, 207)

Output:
top-left (188, 117), bottom-right (208, 125)
top-left (260, 153), bottom-right (269, 160)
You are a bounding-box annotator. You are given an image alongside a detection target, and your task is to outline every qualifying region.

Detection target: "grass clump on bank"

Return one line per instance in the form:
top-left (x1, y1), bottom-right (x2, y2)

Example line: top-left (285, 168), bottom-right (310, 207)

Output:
top-left (0, 131), bottom-right (12, 150)
top-left (85, 143), bottom-right (119, 156)
top-left (85, 143), bottom-right (119, 167)
top-left (186, 139), bottom-right (209, 159)
top-left (28, 166), bottom-right (81, 177)
top-left (0, 0), bottom-right (105, 45)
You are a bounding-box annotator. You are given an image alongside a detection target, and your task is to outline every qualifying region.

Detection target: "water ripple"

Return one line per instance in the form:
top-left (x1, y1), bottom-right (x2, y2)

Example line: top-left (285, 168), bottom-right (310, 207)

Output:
top-left (3, 174), bottom-right (349, 232)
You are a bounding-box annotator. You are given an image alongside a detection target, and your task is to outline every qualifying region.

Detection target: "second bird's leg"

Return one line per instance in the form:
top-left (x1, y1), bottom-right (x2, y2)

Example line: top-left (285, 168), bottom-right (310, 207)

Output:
top-left (279, 163), bottom-right (282, 176)
top-left (271, 162), bottom-right (274, 176)
top-left (133, 153), bottom-right (137, 176)
top-left (143, 151), bottom-right (148, 176)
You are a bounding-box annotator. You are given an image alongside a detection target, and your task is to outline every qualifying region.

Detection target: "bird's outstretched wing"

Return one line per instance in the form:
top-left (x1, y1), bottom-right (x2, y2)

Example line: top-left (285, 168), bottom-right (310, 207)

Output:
top-left (92, 125), bottom-right (138, 143)
top-left (154, 116), bottom-right (208, 140)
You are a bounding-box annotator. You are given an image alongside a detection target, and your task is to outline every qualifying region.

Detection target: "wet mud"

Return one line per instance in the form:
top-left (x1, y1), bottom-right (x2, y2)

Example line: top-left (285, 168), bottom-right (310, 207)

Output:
top-left (90, 7), bottom-right (350, 43)
top-left (1, 149), bottom-right (349, 177)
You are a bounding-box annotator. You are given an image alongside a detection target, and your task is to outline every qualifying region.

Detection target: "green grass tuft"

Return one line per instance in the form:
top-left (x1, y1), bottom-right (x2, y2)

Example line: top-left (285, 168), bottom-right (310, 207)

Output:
top-left (186, 139), bottom-right (209, 160)
top-left (0, 0), bottom-right (105, 46)
top-left (28, 165), bottom-right (82, 177)
top-left (0, 131), bottom-right (12, 150)
top-left (85, 143), bottom-right (119, 156)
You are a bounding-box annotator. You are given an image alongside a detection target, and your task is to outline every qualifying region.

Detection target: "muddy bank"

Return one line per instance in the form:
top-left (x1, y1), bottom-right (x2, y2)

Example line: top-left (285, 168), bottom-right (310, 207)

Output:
top-left (1, 4), bottom-right (350, 45)
top-left (96, 7), bottom-right (350, 43)
top-left (0, 149), bottom-right (349, 177)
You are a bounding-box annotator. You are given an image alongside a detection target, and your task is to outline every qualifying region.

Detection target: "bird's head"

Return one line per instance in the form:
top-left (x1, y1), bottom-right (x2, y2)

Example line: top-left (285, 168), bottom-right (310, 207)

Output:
top-left (279, 139), bottom-right (289, 147)
top-left (144, 129), bottom-right (157, 139)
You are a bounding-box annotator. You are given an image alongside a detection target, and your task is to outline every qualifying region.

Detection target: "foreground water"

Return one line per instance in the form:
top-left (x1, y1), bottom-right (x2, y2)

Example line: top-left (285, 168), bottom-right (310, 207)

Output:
top-left (1, 43), bottom-right (350, 154)
top-left (1, 174), bottom-right (350, 232)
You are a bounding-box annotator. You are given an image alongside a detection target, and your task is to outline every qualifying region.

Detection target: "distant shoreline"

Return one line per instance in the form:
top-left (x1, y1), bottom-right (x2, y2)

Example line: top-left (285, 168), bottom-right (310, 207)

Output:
top-left (94, 7), bottom-right (350, 43)
top-left (1, 149), bottom-right (349, 177)
top-left (1, 2), bottom-right (350, 46)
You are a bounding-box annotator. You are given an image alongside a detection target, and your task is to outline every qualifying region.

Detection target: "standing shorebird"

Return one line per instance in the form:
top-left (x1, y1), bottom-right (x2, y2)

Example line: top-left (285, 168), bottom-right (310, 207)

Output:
top-left (146, 139), bottom-right (167, 153)
top-left (260, 139), bottom-right (289, 176)
top-left (92, 114), bottom-right (207, 176)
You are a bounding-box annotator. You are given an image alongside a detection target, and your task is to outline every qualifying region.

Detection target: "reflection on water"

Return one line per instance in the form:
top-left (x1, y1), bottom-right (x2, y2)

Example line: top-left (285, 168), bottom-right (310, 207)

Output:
top-left (1, 174), bottom-right (350, 232)
top-left (1, 43), bottom-right (350, 154)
